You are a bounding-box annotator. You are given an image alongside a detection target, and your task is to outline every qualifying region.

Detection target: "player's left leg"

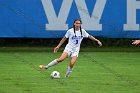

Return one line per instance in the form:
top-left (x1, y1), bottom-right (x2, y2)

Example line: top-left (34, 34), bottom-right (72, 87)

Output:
top-left (65, 56), bottom-right (77, 77)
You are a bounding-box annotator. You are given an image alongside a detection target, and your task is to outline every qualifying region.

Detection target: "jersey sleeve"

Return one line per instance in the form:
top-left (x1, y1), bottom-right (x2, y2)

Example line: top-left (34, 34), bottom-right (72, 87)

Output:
top-left (82, 29), bottom-right (90, 38)
top-left (65, 30), bottom-right (70, 38)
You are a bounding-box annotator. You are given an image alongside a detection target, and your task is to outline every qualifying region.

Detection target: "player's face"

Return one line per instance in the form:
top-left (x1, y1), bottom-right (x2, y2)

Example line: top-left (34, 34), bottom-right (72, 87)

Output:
top-left (74, 20), bottom-right (81, 29)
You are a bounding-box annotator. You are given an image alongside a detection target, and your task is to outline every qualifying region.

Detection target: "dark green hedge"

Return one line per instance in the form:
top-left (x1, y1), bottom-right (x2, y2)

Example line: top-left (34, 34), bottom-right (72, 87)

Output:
top-left (0, 38), bottom-right (139, 47)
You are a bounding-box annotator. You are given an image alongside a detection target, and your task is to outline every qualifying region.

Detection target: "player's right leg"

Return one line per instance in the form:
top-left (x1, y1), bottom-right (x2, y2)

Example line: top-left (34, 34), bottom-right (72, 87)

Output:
top-left (39, 52), bottom-right (68, 70)
top-left (39, 65), bottom-right (47, 69)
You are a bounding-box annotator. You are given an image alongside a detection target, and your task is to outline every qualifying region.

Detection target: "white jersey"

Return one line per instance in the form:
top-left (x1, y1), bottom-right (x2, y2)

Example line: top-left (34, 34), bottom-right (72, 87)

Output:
top-left (64, 28), bottom-right (89, 53)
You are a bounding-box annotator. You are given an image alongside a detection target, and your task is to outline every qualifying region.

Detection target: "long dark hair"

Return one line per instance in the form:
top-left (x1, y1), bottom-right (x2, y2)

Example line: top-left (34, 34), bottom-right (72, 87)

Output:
top-left (73, 19), bottom-right (82, 37)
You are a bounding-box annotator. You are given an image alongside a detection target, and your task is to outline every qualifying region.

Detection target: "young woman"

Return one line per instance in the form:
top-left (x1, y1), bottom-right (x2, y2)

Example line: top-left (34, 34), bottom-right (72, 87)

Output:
top-left (39, 19), bottom-right (102, 77)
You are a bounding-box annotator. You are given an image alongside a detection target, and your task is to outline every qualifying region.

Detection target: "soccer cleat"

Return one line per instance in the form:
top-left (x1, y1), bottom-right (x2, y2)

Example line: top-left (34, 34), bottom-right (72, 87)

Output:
top-left (65, 75), bottom-right (69, 78)
top-left (65, 71), bottom-right (72, 77)
top-left (65, 66), bottom-right (72, 77)
top-left (39, 65), bottom-right (47, 69)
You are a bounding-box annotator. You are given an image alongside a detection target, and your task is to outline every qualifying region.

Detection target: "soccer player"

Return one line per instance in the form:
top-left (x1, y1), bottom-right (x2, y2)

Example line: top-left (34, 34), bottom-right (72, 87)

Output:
top-left (132, 40), bottom-right (140, 45)
top-left (39, 19), bottom-right (102, 77)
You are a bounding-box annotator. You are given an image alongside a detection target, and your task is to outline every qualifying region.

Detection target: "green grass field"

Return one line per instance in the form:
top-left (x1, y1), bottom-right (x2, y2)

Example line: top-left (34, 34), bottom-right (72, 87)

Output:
top-left (0, 47), bottom-right (140, 93)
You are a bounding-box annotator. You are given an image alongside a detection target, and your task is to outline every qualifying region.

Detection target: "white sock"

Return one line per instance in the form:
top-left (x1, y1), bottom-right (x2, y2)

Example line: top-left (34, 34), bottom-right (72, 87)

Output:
top-left (65, 66), bottom-right (72, 77)
top-left (46, 59), bottom-right (58, 68)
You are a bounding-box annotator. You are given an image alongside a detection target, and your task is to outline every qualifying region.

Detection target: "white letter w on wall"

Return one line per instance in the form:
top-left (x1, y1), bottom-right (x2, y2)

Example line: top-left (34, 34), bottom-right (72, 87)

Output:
top-left (41, 0), bottom-right (73, 30)
top-left (41, 0), bottom-right (106, 31)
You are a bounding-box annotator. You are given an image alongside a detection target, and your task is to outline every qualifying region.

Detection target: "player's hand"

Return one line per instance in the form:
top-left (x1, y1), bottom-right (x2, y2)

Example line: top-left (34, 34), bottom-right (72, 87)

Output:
top-left (132, 40), bottom-right (140, 45)
top-left (97, 41), bottom-right (102, 47)
top-left (54, 47), bottom-right (59, 53)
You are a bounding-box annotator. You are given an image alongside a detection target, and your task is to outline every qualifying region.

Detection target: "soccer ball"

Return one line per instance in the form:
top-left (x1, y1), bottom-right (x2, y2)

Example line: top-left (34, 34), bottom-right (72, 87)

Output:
top-left (50, 71), bottom-right (60, 79)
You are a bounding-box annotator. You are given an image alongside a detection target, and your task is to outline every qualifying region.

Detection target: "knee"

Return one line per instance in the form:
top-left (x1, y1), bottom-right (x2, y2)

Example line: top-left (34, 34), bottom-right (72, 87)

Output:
top-left (56, 58), bottom-right (64, 63)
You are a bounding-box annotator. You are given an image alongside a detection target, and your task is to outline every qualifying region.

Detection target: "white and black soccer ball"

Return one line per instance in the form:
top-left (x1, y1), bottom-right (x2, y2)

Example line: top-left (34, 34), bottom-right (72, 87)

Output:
top-left (50, 71), bottom-right (60, 79)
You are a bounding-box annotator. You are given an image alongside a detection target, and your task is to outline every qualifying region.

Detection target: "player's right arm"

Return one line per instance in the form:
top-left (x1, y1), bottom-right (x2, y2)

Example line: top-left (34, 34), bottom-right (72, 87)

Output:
top-left (54, 36), bottom-right (67, 53)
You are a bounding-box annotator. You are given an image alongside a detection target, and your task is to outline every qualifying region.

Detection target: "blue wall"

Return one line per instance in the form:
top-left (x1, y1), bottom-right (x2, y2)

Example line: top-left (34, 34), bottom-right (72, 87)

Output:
top-left (0, 0), bottom-right (140, 38)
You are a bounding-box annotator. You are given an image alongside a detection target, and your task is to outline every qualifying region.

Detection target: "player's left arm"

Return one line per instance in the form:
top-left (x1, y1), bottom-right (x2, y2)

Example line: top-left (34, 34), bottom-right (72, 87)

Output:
top-left (88, 35), bottom-right (102, 46)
